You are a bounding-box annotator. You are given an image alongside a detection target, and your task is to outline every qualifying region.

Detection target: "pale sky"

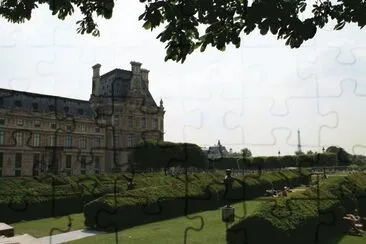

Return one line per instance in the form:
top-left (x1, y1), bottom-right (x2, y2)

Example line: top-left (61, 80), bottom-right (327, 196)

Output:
top-left (1, 1), bottom-right (366, 156)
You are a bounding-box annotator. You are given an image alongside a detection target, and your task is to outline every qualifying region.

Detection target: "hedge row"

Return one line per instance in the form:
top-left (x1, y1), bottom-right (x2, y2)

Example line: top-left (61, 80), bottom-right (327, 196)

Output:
top-left (210, 153), bottom-right (338, 170)
top-left (0, 172), bottom-right (189, 223)
top-left (130, 141), bottom-right (209, 169)
top-left (83, 170), bottom-right (310, 231)
top-left (227, 173), bottom-right (366, 244)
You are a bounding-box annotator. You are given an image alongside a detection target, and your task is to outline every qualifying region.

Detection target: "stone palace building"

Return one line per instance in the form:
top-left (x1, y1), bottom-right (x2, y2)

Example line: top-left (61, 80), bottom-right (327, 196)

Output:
top-left (0, 61), bottom-right (165, 176)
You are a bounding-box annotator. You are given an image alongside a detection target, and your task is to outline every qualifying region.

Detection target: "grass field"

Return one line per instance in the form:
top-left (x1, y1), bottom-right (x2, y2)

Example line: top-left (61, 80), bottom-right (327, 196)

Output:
top-left (67, 199), bottom-right (266, 244)
top-left (11, 213), bottom-right (85, 238)
top-left (10, 176), bottom-right (366, 243)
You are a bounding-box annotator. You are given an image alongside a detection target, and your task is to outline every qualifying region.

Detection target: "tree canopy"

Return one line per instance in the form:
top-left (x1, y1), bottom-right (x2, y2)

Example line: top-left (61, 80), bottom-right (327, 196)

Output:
top-left (1, 0), bottom-right (365, 63)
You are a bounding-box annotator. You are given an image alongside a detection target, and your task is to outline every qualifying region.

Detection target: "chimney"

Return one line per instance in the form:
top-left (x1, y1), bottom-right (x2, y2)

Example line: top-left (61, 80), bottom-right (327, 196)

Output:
top-left (92, 63), bottom-right (101, 77)
top-left (130, 61), bottom-right (142, 74)
top-left (92, 63), bottom-right (101, 96)
top-left (141, 68), bottom-right (149, 89)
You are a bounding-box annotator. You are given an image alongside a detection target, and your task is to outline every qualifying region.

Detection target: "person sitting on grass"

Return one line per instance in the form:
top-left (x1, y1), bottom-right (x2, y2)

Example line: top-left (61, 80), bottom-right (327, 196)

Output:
top-left (343, 209), bottom-right (364, 236)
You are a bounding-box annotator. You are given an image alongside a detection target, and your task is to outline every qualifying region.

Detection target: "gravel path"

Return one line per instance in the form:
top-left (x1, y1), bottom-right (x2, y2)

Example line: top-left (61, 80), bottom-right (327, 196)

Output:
top-left (38, 229), bottom-right (105, 244)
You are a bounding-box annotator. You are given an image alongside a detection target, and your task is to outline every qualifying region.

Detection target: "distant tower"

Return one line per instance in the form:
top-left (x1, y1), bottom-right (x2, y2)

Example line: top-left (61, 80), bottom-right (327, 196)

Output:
top-left (297, 129), bottom-right (302, 153)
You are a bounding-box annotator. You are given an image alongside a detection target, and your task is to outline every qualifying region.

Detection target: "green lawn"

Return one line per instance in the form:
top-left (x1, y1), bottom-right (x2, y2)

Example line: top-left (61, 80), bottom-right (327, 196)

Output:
top-left (67, 199), bottom-right (265, 244)
top-left (12, 213), bottom-right (85, 238)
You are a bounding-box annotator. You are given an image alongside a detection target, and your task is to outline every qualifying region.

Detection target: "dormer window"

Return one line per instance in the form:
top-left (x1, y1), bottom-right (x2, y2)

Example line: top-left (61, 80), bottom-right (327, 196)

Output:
top-left (14, 100), bottom-right (22, 107)
top-left (34, 120), bottom-right (41, 127)
top-left (32, 103), bottom-right (38, 110)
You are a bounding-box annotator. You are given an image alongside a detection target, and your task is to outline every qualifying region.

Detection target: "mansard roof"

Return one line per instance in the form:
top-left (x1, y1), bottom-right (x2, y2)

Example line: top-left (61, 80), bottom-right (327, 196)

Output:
top-left (98, 68), bottom-right (157, 107)
top-left (0, 88), bottom-right (96, 118)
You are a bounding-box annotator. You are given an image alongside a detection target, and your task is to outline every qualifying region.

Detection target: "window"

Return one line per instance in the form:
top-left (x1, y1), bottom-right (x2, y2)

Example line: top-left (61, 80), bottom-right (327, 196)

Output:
top-left (94, 136), bottom-right (101, 148)
top-left (50, 135), bottom-right (56, 147)
top-left (94, 156), bottom-right (100, 174)
top-left (15, 153), bottom-right (22, 176)
top-left (141, 118), bottom-right (146, 129)
top-left (34, 120), bottom-right (41, 127)
top-left (66, 125), bottom-right (72, 132)
top-left (128, 116), bottom-right (132, 128)
top-left (0, 152), bottom-right (3, 176)
top-left (50, 122), bottom-right (56, 129)
top-left (16, 132), bottom-right (23, 146)
top-left (32, 154), bottom-right (40, 176)
top-left (0, 118), bottom-right (4, 126)
top-left (153, 119), bottom-right (158, 129)
top-left (160, 120), bottom-right (163, 131)
top-left (135, 118), bottom-right (140, 128)
top-left (114, 135), bottom-right (119, 147)
top-left (33, 133), bottom-right (40, 147)
top-left (80, 156), bottom-right (86, 174)
top-left (66, 134), bottom-right (72, 148)
top-left (17, 119), bottom-right (23, 126)
top-left (0, 130), bottom-right (4, 145)
top-left (80, 124), bottom-right (85, 132)
top-left (127, 135), bottom-right (133, 147)
top-left (66, 155), bottom-right (72, 169)
top-left (80, 137), bottom-right (87, 149)
top-left (95, 127), bottom-right (100, 133)
top-left (113, 116), bottom-right (119, 126)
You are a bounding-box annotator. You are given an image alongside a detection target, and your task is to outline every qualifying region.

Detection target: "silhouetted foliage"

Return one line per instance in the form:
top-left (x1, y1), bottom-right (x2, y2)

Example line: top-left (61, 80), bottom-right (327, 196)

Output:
top-left (1, 0), bottom-right (366, 63)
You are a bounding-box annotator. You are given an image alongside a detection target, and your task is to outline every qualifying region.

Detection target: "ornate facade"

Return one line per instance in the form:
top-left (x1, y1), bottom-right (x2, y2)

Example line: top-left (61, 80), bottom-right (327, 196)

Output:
top-left (0, 61), bottom-right (165, 176)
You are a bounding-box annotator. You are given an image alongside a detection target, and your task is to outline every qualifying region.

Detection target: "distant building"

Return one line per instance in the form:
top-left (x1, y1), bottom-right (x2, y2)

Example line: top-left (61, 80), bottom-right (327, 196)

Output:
top-left (0, 61), bottom-right (165, 177)
top-left (206, 140), bottom-right (229, 159)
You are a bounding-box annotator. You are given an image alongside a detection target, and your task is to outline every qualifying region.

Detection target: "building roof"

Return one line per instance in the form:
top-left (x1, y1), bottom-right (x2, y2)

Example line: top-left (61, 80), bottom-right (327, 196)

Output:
top-left (0, 88), bottom-right (96, 118)
top-left (0, 65), bottom-right (159, 117)
top-left (98, 69), bottom-right (158, 107)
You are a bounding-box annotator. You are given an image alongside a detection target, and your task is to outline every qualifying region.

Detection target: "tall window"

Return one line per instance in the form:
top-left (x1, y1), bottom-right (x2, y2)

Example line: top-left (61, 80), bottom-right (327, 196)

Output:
top-left (33, 133), bottom-right (40, 147)
top-left (0, 118), bottom-right (4, 125)
top-left (0, 152), bottom-right (3, 176)
top-left (93, 136), bottom-right (101, 148)
top-left (114, 134), bottom-right (119, 147)
top-left (80, 137), bottom-right (87, 149)
top-left (135, 118), bottom-right (140, 128)
top-left (66, 134), bottom-right (72, 148)
top-left (66, 155), bottom-right (72, 169)
top-left (127, 135), bottom-right (133, 147)
top-left (15, 153), bottom-right (22, 176)
top-left (32, 154), bottom-right (40, 176)
top-left (94, 156), bottom-right (100, 174)
top-left (34, 120), bottom-right (41, 127)
top-left (128, 116), bottom-right (133, 128)
top-left (113, 116), bottom-right (119, 126)
top-left (80, 156), bottom-right (86, 174)
top-left (50, 134), bottom-right (56, 147)
top-left (16, 132), bottom-right (23, 146)
top-left (80, 124), bottom-right (85, 132)
top-left (153, 119), bottom-right (158, 129)
top-left (0, 130), bottom-right (4, 145)
top-left (141, 118), bottom-right (146, 129)
top-left (50, 122), bottom-right (56, 129)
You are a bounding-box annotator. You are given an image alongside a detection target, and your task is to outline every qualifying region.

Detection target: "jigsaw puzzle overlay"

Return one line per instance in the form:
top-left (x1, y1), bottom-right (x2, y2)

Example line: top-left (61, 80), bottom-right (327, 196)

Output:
top-left (1, 1), bottom-right (366, 243)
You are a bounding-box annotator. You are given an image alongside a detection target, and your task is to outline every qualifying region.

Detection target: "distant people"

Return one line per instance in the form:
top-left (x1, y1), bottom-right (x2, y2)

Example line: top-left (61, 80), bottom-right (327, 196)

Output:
top-left (127, 179), bottom-right (135, 190)
top-left (343, 209), bottom-right (364, 236)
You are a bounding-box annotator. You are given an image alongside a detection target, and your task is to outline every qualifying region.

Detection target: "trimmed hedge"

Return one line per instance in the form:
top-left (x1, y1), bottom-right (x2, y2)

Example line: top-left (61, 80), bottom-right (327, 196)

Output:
top-left (130, 141), bottom-right (209, 169)
top-left (0, 172), bottom-right (190, 223)
top-left (83, 170), bottom-right (310, 231)
top-left (227, 173), bottom-right (366, 244)
top-left (210, 153), bottom-right (338, 169)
